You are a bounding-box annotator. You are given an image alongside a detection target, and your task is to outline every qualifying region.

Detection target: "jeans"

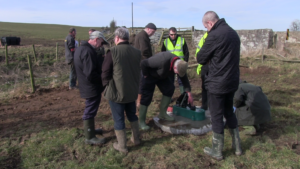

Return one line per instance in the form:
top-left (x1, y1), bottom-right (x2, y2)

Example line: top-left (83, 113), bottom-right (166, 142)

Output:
top-left (109, 101), bottom-right (138, 130)
top-left (83, 94), bottom-right (101, 120)
top-left (69, 62), bottom-right (77, 87)
top-left (208, 92), bottom-right (238, 134)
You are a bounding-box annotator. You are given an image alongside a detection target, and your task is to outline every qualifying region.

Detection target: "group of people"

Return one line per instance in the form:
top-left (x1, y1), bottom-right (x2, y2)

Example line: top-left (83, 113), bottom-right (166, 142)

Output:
top-left (64, 11), bottom-right (271, 160)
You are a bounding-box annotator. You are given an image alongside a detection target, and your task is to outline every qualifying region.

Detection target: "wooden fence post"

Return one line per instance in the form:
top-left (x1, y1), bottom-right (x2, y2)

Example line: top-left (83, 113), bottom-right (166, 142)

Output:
top-left (27, 55), bottom-right (35, 93)
top-left (56, 42), bottom-right (58, 60)
top-left (261, 48), bottom-right (265, 63)
top-left (5, 44), bottom-right (8, 66)
top-left (32, 44), bottom-right (37, 62)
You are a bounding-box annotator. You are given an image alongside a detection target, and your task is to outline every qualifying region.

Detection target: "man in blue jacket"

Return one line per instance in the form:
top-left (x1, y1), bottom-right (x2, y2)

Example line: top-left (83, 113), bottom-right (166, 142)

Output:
top-left (197, 11), bottom-right (242, 160)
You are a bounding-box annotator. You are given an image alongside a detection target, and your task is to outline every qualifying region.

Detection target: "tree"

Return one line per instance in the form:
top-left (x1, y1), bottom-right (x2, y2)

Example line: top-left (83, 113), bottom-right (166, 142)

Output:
top-left (110, 19), bottom-right (117, 33)
top-left (290, 19), bottom-right (300, 31)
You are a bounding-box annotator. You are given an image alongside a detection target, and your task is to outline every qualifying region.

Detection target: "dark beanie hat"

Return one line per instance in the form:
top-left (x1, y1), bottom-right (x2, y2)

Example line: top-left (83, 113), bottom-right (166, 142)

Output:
top-left (145, 23), bottom-right (157, 30)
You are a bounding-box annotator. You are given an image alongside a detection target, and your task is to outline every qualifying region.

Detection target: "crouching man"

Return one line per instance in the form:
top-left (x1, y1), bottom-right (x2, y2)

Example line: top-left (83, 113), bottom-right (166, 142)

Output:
top-left (139, 52), bottom-right (194, 130)
top-left (234, 80), bottom-right (271, 135)
top-left (102, 28), bottom-right (142, 153)
top-left (74, 31), bottom-right (108, 145)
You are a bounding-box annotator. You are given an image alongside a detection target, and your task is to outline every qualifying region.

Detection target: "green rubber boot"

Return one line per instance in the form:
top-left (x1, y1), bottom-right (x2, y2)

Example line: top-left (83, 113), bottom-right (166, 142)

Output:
top-left (204, 132), bottom-right (224, 161)
top-left (113, 130), bottom-right (128, 154)
top-left (158, 95), bottom-right (174, 121)
top-left (229, 128), bottom-right (242, 155)
top-left (139, 105), bottom-right (150, 130)
top-left (84, 119), bottom-right (106, 145)
top-left (130, 121), bottom-right (141, 145)
top-left (243, 126), bottom-right (257, 135)
top-left (179, 86), bottom-right (184, 94)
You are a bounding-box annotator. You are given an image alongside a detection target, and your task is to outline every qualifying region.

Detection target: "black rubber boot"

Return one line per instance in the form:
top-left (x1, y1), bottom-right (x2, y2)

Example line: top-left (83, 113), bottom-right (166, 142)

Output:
top-left (84, 119), bottom-right (105, 145)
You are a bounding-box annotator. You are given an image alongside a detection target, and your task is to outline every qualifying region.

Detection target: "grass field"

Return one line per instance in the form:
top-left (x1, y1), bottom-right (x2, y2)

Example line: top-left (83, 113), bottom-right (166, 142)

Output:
top-left (0, 22), bottom-right (300, 169)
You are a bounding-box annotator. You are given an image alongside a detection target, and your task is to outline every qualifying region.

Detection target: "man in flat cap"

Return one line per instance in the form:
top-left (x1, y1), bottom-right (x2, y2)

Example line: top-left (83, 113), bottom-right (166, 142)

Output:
top-left (74, 31), bottom-right (108, 145)
top-left (139, 52), bottom-right (194, 130)
top-left (134, 23), bottom-right (157, 109)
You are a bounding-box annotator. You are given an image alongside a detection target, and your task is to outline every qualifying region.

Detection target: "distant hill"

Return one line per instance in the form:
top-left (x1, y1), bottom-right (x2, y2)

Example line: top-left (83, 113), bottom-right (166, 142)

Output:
top-left (0, 22), bottom-right (108, 45)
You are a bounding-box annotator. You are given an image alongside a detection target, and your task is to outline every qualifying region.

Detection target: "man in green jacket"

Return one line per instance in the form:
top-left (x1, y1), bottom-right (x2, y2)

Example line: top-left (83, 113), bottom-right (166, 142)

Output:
top-left (102, 28), bottom-right (142, 153)
top-left (234, 81), bottom-right (271, 135)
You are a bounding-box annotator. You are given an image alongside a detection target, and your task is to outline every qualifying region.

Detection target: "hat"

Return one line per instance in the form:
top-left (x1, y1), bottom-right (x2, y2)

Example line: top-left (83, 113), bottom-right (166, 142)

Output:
top-left (89, 31), bottom-right (108, 44)
top-left (176, 60), bottom-right (188, 77)
top-left (145, 23), bottom-right (157, 30)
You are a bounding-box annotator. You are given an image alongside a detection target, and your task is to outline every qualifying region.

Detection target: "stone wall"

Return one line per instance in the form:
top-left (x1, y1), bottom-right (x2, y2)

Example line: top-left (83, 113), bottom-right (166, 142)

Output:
top-left (193, 29), bottom-right (274, 54)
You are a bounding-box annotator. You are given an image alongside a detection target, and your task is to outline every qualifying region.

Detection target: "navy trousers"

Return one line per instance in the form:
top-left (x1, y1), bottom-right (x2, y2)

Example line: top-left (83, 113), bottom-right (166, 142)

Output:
top-left (109, 101), bottom-right (138, 130)
top-left (83, 94), bottom-right (101, 120)
top-left (69, 62), bottom-right (77, 87)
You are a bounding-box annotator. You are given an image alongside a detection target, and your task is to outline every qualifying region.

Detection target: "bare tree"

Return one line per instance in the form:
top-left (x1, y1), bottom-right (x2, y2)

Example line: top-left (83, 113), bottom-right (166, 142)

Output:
top-left (290, 19), bottom-right (300, 31)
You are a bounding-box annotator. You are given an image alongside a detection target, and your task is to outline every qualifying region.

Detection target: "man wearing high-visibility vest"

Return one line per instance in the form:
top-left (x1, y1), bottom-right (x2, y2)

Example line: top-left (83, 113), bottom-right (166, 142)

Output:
top-left (161, 27), bottom-right (189, 94)
top-left (195, 32), bottom-right (208, 110)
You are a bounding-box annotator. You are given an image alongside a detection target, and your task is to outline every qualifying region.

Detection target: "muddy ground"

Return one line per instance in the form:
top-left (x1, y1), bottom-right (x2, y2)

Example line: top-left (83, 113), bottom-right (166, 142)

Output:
top-left (0, 66), bottom-right (299, 159)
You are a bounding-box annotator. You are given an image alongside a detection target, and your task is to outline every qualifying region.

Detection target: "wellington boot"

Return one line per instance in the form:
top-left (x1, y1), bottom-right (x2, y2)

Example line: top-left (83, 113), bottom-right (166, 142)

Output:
top-left (204, 132), bottom-right (224, 161)
top-left (229, 128), bottom-right (242, 156)
top-left (158, 96), bottom-right (174, 121)
top-left (136, 94), bottom-right (142, 108)
top-left (113, 130), bottom-right (128, 154)
top-left (179, 86), bottom-right (184, 94)
top-left (95, 128), bottom-right (103, 135)
top-left (243, 126), bottom-right (257, 135)
top-left (84, 119), bottom-right (106, 145)
top-left (130, 121), bottom-right (141, 145)
top-left (139, 105), bottom-right (150, 130)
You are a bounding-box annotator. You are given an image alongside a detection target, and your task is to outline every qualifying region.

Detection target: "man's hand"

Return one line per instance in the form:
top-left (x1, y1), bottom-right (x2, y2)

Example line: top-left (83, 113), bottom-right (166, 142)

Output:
top-left (187, 91), bottom-right (194, 106)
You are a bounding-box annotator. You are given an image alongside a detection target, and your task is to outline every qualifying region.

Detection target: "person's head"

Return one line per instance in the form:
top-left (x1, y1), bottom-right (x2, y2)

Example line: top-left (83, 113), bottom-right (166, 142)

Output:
top-left (144, 23), bottom-right (157, 37)
top-left (169, 27), bottom-right (177, 40)
top-left (69, 27), bottom-right (76, 37)
top-left (88, 31), bottom-right (108, 48)
top-left (114, 27), bottom-right (129, 45)
top-left (88, 28), bottom-right (96, 35)
top-left (202, 11), bottom-right (219, 31)
top-left (173, 59), bottom-right (188, 77)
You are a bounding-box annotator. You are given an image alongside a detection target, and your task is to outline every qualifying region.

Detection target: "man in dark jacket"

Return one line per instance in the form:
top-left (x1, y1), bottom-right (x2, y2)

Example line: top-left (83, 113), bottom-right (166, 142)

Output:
top-left (139, 52), bottom-right (194, 130)
top-left (134, 23), bottom-right (157, 108)
top-left (102, 28), bottom-right (141, 154)
top-left (161, 27), bottom-right (189, 94)
top-left (197, 11), bottom-right (241, 160)
top-left (234, 81), bottom-right (271, 135)
top-left (65, 27), bottom-right (77, 89)
top-left (74, 31), bottom-right (108, 145)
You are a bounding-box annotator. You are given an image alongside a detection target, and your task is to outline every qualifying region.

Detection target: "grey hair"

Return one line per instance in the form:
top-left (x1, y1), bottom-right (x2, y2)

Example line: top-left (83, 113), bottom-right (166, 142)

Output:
top-left (114, 27), bottom-right (129, 40)
top-left (202, 11), bottom-right (219, 23)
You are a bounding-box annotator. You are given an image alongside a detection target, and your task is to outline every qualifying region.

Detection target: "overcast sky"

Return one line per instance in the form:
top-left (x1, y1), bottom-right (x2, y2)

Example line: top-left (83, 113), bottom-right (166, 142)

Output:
top-left (0, 0), bottom-right (299, 31)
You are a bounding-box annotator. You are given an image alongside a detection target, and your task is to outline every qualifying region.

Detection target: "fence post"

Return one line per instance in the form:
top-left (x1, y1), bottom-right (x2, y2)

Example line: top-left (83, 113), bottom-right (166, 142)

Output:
top-left (27, 55), bottom-right (35, 93)
top-left (56, 42), bottom-right (58, 60)
top-left (32, 44), bottom-right (37, 62)
top-left (261, 48), bottom-right (265, 63)
top-left (5, 44), bottom-right (8, 66)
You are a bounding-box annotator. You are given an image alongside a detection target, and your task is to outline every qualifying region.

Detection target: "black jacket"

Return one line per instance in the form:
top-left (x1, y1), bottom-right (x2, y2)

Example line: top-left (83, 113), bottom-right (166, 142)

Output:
top-left (74, 41), bottom-right (103, 98)
top-left (197, 19), bottom-right (240, 94)
top-left (65, 34), bottom-right (75, 64)
top-left (134, 30), bottom-right (152, 60)
top-left (141, 52), bottom-right (191, 92)
top-left (161, 35), bottom-right (189, 62)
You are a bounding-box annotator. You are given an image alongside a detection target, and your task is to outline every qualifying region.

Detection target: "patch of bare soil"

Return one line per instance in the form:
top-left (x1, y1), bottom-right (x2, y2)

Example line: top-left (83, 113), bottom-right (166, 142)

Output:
top-left (0, 86), bottom-right (112, 139)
